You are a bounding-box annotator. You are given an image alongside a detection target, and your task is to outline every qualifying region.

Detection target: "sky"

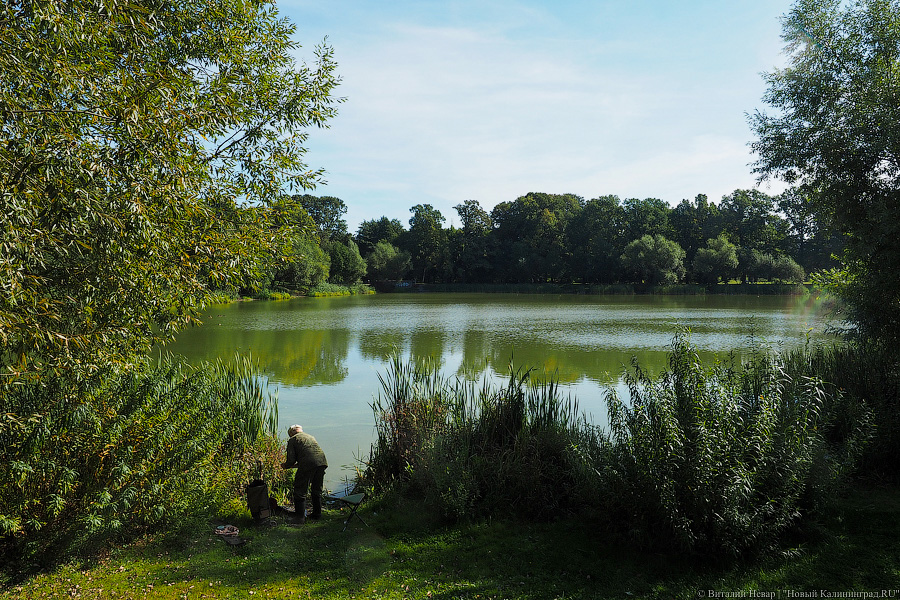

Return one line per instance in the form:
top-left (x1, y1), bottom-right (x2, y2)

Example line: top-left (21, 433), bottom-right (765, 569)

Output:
top-left (280, 0), bottom-right (794, 232)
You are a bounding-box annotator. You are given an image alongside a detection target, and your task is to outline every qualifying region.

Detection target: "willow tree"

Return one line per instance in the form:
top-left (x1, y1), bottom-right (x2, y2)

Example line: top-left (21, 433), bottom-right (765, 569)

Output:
top-left (0, 0), bottom-right (341, 382)
top-left (749, 0), bottom-right (900, 346)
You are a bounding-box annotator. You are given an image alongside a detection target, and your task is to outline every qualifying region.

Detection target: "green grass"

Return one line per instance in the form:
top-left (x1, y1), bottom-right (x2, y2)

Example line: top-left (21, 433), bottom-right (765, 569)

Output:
top-left (3, 482), bottom-right (899, 599)
top-left (308, 283), bottom-right (375, 297)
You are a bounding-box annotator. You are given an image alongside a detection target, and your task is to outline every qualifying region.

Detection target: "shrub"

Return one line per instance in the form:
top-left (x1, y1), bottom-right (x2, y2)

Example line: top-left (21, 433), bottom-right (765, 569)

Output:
top-left (780, 343), bottom-right (887, 478)
top-left (599, 332), bottom-right (838, 556)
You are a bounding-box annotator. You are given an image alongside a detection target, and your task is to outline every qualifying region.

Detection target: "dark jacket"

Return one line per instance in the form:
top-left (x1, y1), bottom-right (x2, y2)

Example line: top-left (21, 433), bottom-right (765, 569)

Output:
top-left (285, 431), bottom-right (328, 472)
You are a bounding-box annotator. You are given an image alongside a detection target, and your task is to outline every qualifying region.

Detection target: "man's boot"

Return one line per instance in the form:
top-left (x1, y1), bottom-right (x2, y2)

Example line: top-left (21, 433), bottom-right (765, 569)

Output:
top-left (310, 494), bottom-right (322, 520)
top-left (293, 497), bottom-right (307, 524)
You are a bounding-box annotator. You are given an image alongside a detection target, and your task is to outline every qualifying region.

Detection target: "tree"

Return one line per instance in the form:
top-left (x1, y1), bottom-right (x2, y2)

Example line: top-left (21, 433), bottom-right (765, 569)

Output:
top-left (452, 199), bottom-right (494, 283)
top-left (294, 195), bottom-right (349, 241)
top-left (490, 192), bottom-right (583, 283)
top-left (366, 241), bottom-right (411, 281)
top-left (620, 235), bottom-right (686, 286)
top-left (692, 235), bottom-right (739, 284)
top-left (355, 217), bottom-right (406, 257)
top-left (567, 195), bottom-right (626, 283)
top-left (777, 187), bottom-right (844, 273)
top-left (670, 194), bottom-right (723, 264)
top-left (719, 189), bottom-right (786, 257)
top-left (0, 0), bottom-right (341, 381)
top-left (623, 197), bottom-right (673, 241)
top-left (403, 204), bottom-right (447, 283)
top-left (327, 239), bottom-right (367, 284)
top-left (274, 236), bottom-right (330, 292)
top-left (771, 255), bottom-right (806, 283)
top-left (749, 0), bottom-right (900, 345)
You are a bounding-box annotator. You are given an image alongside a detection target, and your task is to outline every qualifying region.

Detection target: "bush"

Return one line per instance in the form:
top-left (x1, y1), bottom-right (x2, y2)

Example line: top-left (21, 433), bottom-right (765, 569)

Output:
top-left (598, 332), bottom-right (840, 556)
top-left (0, 355), bottom-right (279, 570)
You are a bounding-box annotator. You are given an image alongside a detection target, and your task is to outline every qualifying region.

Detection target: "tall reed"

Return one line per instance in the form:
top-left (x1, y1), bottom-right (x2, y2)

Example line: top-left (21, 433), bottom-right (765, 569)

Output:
top-left (365, 356), bottom-right (604, 521)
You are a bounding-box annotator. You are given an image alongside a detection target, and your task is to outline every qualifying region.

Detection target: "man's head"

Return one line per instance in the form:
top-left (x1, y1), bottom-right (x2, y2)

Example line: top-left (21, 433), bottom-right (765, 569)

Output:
top-left (288, 424), bottom-right (303, 437)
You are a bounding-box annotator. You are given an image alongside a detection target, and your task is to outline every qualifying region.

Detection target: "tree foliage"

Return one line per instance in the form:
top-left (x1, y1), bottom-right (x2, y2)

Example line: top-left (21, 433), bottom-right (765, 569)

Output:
top-left (327, 238), bottom-right (367, 284)
top-left (621, 235), bottom-right (686, 286)
top-left (750, 0), bottom-right (900, 344)
top-left (273, 235), bottom-right (330, 292)
top-left (670, 194), bottom-right (722, 264)
top-left (451, 200), bottom-right (494, 283)
top-left (356, 185), bottom-right (829, 288)
top-left (366, 242), bottom-right (411, 281)
top-left (624, 197), bottom-right (673, 241)
top-left (491, 192), bottom-right (582, 283)
top-left (294, 194), bottom-right (349, 241)
top-left (356, 216), bottom-right (406, 257)
top-left (403, 204), bottom-right (447, 283)
top-left (568, 195), bottom-right (626, 283)
top-left (693, 235), bottom-right (739, 284)
top-left (0, 0), bottom-right (342, 382)
top-left (719, 189), bottom-right (786, 256)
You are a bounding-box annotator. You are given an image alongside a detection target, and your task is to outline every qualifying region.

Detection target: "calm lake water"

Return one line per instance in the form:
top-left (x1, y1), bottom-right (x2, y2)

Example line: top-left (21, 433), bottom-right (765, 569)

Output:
top-left (162, 292), bottom-right (836, 488)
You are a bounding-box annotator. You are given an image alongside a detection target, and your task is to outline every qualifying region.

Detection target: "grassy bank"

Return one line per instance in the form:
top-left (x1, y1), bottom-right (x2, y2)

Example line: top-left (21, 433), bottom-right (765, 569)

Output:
top-left (210, 283), bottom-right (375, 302)
top-left (306, 283), bottom-right (376, 297)
top-left (2, 481), bottom-right (898, 599)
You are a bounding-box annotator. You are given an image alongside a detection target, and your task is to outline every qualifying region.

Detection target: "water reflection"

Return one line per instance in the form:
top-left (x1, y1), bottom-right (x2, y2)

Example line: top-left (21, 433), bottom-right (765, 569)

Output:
top-left (161, 292), bottom-right (836, 487)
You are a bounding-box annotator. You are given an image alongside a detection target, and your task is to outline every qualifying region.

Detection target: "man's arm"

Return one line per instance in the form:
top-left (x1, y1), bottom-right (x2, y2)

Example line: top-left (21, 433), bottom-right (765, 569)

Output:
top-left (282, 438), bottom-right (297, 469)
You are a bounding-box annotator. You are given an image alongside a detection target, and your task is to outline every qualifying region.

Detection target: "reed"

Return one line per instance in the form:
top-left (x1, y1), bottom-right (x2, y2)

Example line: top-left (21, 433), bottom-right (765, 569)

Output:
top-left (364, 356), bottom-right (604, 521)
top-left (362, 333), bottom-right (884, 556)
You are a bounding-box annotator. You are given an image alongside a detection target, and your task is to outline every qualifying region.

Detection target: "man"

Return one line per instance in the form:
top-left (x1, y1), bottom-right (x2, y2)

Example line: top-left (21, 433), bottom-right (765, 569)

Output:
top-left (282, 424), bottom-right (328, 523)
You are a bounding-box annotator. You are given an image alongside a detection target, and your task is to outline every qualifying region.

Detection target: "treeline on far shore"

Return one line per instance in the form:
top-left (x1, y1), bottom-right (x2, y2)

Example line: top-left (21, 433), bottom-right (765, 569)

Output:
top-left (382, 281), bottom-right (811, 296)
top-left (260, 188), bottom-right (838, 300)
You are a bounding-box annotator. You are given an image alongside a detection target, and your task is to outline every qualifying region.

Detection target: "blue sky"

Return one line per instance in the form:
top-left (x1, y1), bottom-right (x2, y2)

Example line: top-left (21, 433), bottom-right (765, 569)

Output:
top-left (281, 0), bottom-right (792, 232)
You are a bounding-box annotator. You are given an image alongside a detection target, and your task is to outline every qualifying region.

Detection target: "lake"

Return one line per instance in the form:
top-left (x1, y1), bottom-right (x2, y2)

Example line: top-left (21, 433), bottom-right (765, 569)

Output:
top-left (162, 292), bottom-right (836, 488)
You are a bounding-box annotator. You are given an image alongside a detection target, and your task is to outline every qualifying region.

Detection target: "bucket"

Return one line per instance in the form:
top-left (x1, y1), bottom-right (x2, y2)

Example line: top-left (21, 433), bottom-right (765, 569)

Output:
top-left (246, 479), bottom-right (272, 521)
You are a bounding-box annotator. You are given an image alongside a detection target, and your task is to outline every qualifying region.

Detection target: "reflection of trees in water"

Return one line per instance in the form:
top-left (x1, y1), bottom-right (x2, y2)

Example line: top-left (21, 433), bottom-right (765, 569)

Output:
top-left (295, 331), bottom-right (350, 386)
top-left (166, 296), bottom-right (820, 393)
top-left (482, 346), bottom-right (591, 386)
top-left (358, 330), bottom-right (405, 361)
top-left (471, 346), bottom-right (678, 388)
top-left (358, 329), bottom-right (450, 369)
top-left (351, 325), bottom-right (682, 388)
top-left (410, 329), bottom-right (446, 366)
top-left (245, 329), bottom-right (352, 386)
top-left (457, 329), bottom-right (491, 380)
top-left (163, 327), bottom-right (352, 387)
